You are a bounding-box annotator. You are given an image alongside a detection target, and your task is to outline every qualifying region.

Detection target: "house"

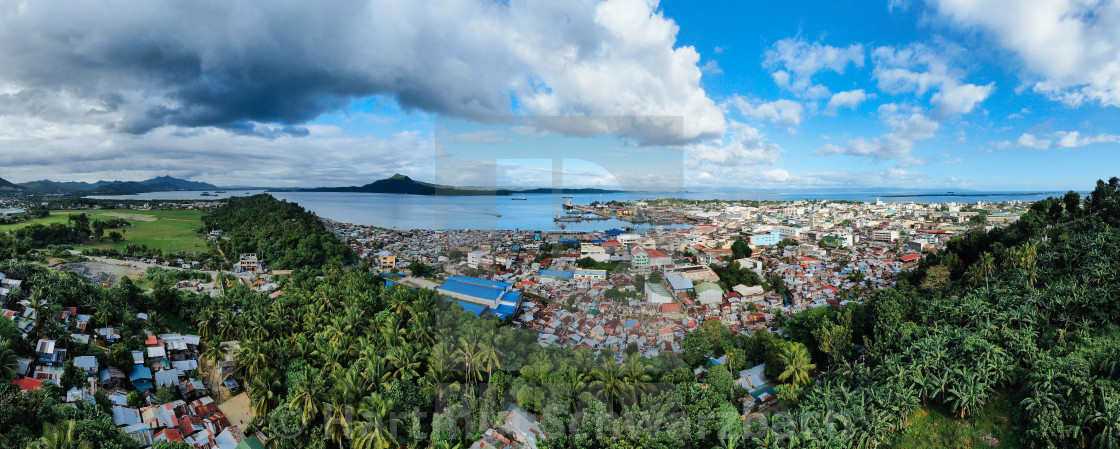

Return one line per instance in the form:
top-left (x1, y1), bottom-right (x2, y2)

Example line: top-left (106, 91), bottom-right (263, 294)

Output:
top-left (12, 377), bottom-right (43, 391)
top-left (737, 364), bottom-right (771, 390)
top-left (130, 365), bottom-right (154, 392)
top-left (733, 284), bottom-right (765, 302)
top-left (503, 404), bottom-right (544, 449)
top-left (872, 230), bottom-right (899, 242)
top-left (579, 243), bottom-right (610, 263)
top-left (467, 250), bottom-right (490, 268)
top-left (113, 405), bottom-right (143, 427)
top-left (646, 250), bottom-right (672, 269)
top-left (630, 250), bottom-right (650, 270)
top-left (235, 254), bottom-right (260, 273)
top-left (573, 269), bottom-right (607, 281)
top-left (35, 339), bottom-right (67, 365)
top-left (74, 356), bottom-right (99, 376)
top-left (376, 251), bottom-right (396, 271)
top-left (99, 367), bottom-right (127, 388)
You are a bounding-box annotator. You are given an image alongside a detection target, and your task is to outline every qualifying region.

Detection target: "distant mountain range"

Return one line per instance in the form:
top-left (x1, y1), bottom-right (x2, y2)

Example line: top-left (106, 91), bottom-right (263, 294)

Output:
top-left (0, 177), bottom-right (19, 191)
top-left (290, 174), bottom-right (621, 196)
top-left (12, 176), bottom-right (218, 194)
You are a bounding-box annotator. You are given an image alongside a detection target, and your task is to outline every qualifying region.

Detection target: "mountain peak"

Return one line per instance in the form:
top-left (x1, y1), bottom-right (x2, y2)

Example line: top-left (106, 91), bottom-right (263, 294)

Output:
top-left (387, 173), bottom-right (410, 180)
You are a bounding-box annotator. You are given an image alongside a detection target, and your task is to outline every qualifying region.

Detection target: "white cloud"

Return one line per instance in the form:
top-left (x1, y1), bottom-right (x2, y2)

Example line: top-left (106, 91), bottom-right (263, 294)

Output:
top-left (825, 89), bottom-right (870, 114)
top-left (687, 120), bottom-right (785, 166)
top-left (728, 96), bottom-right (804, 126)
top-left (814, 104), bottom-right (938, 165)
top-left (931, 0), bottom-right (1120, 107)
top-left (1016, 131), bottom-right (1120, 149)
top-left (764, 38), bottom-right (864, 99)
top-left (945, 158), bottom-right (963, 164)
top-left (701, 60), bottom-right (723, 74)
top-left (872, 43), bottom-right (993, 117)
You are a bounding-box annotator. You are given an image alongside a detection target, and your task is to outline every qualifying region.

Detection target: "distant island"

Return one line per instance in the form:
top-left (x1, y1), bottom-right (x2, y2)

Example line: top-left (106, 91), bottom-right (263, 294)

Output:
top-left (286, 173), bottom-right (622, 196)
top-left (12, 175), bottom-right (218, 194)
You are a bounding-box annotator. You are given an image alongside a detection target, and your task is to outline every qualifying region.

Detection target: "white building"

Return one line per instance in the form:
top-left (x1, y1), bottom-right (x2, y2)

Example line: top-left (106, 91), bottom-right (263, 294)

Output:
top-left (467, 250), bottom-right (490, 268)
top-left (872, 230), bottom-right (899, 243)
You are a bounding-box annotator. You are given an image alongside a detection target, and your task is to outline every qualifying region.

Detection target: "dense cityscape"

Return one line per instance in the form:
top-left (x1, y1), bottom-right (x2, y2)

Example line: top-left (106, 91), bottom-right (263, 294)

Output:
top-left (4, 0), bottom-right (1120, 448)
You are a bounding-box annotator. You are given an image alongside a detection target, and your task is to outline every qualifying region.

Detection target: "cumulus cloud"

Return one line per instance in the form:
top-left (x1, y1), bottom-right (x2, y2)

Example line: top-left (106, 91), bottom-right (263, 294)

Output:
top-left (687, 121), bottom-right (785, 166)
top-left (814, 104), bottom-right (938, 165)
top-left (0, 0), bottom-right (724, 146)
top-left (763, 38), bottom-right (864, 99)
top-left (930, 0), bottom-right (1120, 107)
top-left (1016, 131), bottom-right (1120, 150)
top-left (872, 43), bottom-right (993, 117)
top-left (825, 89), bottom-right (870, 114)
top-left (728, 96), bottom-right (804, 126)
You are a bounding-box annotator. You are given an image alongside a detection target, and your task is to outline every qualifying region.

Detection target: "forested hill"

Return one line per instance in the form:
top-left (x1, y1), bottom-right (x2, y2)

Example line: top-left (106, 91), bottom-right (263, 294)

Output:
top-left (780, 177), bottom-right (1120, 448)
top-left (202, 194), bottom-right (356, 270)
top-left (0, 177), bottom-right (18, 190)
top-left (200, 180), bottom-right (1120, 449)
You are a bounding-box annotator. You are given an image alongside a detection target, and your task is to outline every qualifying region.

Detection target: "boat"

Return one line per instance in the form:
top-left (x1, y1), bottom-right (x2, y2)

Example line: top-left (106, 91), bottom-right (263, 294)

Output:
top-left (511, 196), bottom-right (528, 200)
top-left (562, 200), bottom-right (575, 209)
top-left (562, 195), bottom-right (573, 198)
top-left (495, 213), bottom-right (502, 217)
top-left (554, 215), bottom-right (583, 222)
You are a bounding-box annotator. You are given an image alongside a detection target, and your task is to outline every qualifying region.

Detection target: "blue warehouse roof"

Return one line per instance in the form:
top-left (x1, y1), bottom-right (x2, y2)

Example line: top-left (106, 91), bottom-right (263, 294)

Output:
top-left (439, 280), bottom-right (506, 302)
top-left (450, 300), bottom-right (491, 317)
top-left (445, 276), bottom-right (511, 290)
top-left (540, 269), bottom-right (574, 279)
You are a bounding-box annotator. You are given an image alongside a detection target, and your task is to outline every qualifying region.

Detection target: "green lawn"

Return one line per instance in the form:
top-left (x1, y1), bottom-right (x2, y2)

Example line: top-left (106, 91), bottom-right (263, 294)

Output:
top-left (0, 209), bottom-right (209, 255)
top-left (889, 397), bottom-right (1023, 449)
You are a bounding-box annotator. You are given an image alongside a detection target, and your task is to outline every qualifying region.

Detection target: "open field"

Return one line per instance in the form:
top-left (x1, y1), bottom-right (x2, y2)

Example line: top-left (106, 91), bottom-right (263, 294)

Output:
top-left (0, 209), bottom-right (209, 254)
top-left (889, 398), bottom-right (1022, 449)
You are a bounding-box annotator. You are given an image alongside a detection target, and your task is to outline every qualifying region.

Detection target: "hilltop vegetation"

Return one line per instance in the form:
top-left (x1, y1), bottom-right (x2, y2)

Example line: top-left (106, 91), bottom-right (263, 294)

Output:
top-left (203, 194), bottom-right (356, 270)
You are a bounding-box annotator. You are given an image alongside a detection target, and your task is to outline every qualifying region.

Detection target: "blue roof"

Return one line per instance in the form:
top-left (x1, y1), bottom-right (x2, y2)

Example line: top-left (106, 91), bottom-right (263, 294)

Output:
top-left (624, 319), bottom-right (639, 328)
top-left (449, 300), bottom-right (490, 317)
top-left (129, 365), bottom-right (152, 381)
top-left (606, 229), bottom-right (624, 235)
top-left (493, 304), bottom-right (518, 319)
top-left (499, 291), bottom-right (521, 306)
top-left (540, 269), bottom-right (574, 279)
top-left (446, 276), bottom-right (511, 290)
top-left (439, 280), bottom-right (505, 301)
top-left (559, 238), bottom-right (579, 244)
top-left (385, 280), bottom-right (397, 286)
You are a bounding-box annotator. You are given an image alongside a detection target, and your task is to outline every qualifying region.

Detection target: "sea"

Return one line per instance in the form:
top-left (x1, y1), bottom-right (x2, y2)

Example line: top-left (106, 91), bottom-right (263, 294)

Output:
top-left (86, 189), bottom-right (1067, 231)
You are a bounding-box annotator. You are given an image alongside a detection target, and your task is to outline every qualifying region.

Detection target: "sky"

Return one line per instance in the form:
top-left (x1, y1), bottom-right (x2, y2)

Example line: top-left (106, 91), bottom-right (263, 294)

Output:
top-left (1, 0), bottom-right (1119, 191)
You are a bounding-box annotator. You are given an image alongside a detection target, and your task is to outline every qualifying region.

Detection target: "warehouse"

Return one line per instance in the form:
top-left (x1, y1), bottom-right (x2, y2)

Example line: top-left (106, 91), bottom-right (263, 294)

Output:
top-left (437, 276), bottom-right (522, 319)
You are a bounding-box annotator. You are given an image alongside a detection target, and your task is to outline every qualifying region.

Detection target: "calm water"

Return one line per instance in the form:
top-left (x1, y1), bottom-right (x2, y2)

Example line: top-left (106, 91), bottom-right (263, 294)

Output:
top-left (88, 189), bottom-right (1065, 231)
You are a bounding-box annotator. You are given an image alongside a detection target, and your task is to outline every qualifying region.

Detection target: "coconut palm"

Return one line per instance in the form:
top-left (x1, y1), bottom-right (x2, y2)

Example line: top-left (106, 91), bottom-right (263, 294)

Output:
top-left (28, 420), bottom-right (90, 449)
top-left (351, 393), bottom-right (397, 449)
top-left (0, 339), bottom-right (18, 380)
top-left (591, 359), bottom-right (633, 413)
top-left (777, 343), bottom-right (816, 388)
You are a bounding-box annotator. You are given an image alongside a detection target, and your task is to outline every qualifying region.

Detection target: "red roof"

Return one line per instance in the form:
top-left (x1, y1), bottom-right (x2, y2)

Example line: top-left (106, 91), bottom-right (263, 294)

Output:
top-left (602, 240), bottom-right (621, 247)
top-left (660, 303), bottom-right (683, 313)
top-left (155, 429), bottom-right (185, 442)
top-left (646, 250), bottom-right (669, 258)
top-left (12, 378), bottom-right (43, 391)
top-left (900, 254), bottom-right (921, 262)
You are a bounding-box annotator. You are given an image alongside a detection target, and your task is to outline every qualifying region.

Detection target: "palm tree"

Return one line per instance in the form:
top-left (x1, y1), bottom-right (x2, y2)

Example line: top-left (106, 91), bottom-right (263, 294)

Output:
top-left (27, 290), bottom-right (49, 339)
top-left (201, 341), bottom-right (228, 366)
top-left (591, 359), bottom-right (633, 413)
top-left (478, 341), bottom-right (502, 382)
top-left (28, 420), bottom-right (91, 449)
top-left (249, 375), bottom-right (282, 417)
top-left (289, 379), bottom-right (324, 425)
top-left (454, 337), bottom-right (482, 384)
top-left (0, 339), bottom-right (18, 380)
top-left (777, 343), bottom-right (816, 388)
top-left (351, 393), bottom-right (397, 449)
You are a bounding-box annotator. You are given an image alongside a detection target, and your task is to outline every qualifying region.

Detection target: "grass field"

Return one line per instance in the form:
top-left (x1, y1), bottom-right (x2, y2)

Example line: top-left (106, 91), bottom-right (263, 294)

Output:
top-left (0, 209), bottom-right (209, 255)
top-left (889, 397), bottom-right (1023, 449)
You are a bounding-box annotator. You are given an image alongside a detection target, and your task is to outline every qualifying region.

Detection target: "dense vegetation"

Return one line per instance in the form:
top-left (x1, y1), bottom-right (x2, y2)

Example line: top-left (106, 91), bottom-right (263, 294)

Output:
top-left (0, 259), bottom-right (218, 449)
top-left (203, 195), bottom-right (356, 270)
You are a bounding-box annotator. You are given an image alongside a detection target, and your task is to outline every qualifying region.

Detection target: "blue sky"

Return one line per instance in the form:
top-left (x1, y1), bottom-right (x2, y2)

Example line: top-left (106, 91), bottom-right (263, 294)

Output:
top-left (2, 0), bottom-right (1119, 191)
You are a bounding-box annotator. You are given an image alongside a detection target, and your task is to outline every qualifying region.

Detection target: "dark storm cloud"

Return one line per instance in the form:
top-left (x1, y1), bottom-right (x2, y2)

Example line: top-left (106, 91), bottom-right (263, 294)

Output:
top-left (0, 0), bottom-right (723, 143)
top-left (0, 0), bottom-right (516, 133)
